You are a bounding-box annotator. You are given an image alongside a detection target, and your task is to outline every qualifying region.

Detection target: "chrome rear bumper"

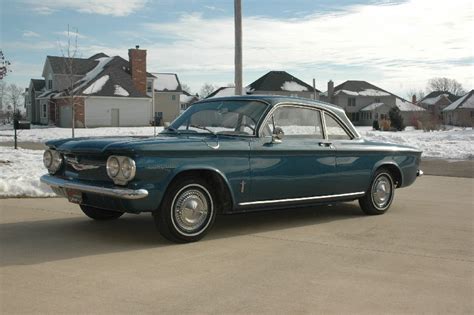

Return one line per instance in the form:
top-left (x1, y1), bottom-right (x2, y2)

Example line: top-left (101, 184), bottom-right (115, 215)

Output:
top-left (417, 169), bottom-right (424, 177)
top-left (40, 175), bottom-right (149, 200)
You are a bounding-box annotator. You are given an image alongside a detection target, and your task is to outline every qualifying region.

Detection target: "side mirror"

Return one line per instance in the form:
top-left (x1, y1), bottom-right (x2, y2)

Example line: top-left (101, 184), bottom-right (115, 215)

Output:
top-left (272, 127), bottom-right (284, 143)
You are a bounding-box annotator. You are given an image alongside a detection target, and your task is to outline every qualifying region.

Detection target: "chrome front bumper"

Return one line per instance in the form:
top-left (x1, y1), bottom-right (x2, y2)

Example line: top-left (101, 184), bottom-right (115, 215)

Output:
top-left (417, 169), bottom-right (424, 177)
top-left (40, 175), bottom-right (149, 200)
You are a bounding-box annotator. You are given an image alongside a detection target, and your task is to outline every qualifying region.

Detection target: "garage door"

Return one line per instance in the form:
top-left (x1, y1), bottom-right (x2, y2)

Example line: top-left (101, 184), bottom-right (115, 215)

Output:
top-left (59, 105), bottom-right (72, 128)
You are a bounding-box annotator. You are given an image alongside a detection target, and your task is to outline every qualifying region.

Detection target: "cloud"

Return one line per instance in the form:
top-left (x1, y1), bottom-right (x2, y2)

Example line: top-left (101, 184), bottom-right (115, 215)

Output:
top-left (22, 31), bottom-right (40, 37)
top-left (55, 31), bottom-right (87, 39)
top-left (204, 5), bottom-right (225, 12)
top-left (22, 0), bottom-right (147, 16)
top-left (141, 0), bottom-right (473, 93)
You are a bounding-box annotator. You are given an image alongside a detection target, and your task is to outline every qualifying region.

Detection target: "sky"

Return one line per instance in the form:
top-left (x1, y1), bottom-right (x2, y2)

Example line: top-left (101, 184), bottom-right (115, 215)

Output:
top-left (1, 0), bottom-right (473, 97)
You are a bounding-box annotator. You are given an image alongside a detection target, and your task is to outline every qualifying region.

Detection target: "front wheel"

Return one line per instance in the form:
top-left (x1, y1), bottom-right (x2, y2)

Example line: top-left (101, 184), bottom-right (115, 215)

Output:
top-left (153, 177), bottom-right (216, 243)
top-left (80, 205), bottom-right (124, 220)
top-left (359, 168), bottom-right (395, 215)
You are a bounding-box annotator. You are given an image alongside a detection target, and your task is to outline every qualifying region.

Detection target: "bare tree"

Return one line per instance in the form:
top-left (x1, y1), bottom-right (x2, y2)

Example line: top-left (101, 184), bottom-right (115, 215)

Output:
top-left (426, 77), bottom-right (466, 96)
top-left (6, 83), bottom-right (23, 117)
top-left (0, 81), bottom-right (6, 111)
top-left (200, 83), bottom-right (216, 98)
top-left (405, 88), bottom-right (425, 103)
top-left (58, 25), bottom-right (80, 138)
top-left (181, 83), bottom-right (192, 94)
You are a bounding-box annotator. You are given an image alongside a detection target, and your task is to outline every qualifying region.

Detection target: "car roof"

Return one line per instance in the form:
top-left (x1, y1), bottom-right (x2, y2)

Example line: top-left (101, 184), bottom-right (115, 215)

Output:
top-left (194, 95), bottom-right (360, 139)
top-left (198, 94), bottom-right (343, 111)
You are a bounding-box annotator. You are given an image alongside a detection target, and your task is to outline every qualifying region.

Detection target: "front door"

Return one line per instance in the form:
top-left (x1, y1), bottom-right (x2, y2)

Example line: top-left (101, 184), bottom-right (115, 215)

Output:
top-left (248, 105), bottom-right (337, 204)
top-left (111, 108), bottom-right (120, 127)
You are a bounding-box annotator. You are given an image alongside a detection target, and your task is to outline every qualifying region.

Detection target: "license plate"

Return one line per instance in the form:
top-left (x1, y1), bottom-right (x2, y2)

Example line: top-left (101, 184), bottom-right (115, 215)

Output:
top-left (66, 189), bottom-right (83, 204)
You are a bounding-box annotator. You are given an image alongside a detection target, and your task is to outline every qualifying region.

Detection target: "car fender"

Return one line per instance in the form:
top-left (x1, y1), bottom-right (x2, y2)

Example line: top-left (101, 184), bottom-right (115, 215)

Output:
top-left (371, 159), bottom-right (404, 187)
top-left (166, 165), bottom-right (237, 207)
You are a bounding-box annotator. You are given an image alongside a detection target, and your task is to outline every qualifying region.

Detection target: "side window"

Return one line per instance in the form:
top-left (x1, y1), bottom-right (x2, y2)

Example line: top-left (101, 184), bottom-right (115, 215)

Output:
top-left (265, 106), bottom-right (323, 138)
top-left (325, 114), bottom-right (351, 140)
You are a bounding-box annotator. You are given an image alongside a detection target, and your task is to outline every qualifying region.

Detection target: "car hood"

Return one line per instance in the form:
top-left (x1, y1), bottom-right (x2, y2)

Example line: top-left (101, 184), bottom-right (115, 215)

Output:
top-left (46, 135), bottom-right (223, 155)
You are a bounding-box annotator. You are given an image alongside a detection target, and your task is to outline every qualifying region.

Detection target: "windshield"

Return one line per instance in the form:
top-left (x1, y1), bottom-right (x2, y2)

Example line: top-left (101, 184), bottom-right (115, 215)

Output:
top-left (166, 100), bottom-right (268, 136)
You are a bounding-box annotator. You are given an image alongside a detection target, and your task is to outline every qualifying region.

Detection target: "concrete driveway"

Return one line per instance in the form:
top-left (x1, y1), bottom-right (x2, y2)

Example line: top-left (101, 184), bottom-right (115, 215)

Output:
top-left (0, 175), bottom-right (473, 314)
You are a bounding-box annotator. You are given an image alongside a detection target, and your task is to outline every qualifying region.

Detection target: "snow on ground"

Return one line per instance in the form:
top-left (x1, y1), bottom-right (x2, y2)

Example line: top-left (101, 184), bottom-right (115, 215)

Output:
top-left (0, 125), bottom-right (164, 143)
top-left (359, 126), bottom-right (473, 160)
top-left (0, 147), bottom-right (55, 197)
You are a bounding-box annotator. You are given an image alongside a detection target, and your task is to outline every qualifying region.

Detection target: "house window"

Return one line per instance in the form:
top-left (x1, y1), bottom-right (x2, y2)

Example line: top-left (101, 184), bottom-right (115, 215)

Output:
top-left (470, 111), bottom-right (474, 118)
top-left (147, 80), bottom-right (153, 93)
top-left (181, 104), bottom-right (187, 110)
top-left (48, 80), bottom-right (52, 90)
top-left (374, 98), bottom-right (381, 103)
top-left (43, 104), bottom-right (47, 118)
top-left (171, 95), bottom-right (176, 101)
top-left (347, 98), bottom-right (356, 107)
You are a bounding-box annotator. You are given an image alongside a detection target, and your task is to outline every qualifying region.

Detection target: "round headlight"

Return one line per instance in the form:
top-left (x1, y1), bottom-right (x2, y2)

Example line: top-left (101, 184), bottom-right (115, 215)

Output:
top-left (50, 151), bottom-right (63, 173)
top-left (43, 150), bottom-right (53, 169)
top-left (107, 157), bottom-right (120, 178)
top-left (121, 158), bottom-right (135, 179)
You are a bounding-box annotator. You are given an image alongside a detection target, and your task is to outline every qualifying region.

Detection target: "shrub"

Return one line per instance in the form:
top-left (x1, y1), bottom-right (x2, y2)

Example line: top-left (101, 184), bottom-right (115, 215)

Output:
top-left (372, 119), bottom-right (380, 130)
top-left (389, 107), bottom-right (405, 131)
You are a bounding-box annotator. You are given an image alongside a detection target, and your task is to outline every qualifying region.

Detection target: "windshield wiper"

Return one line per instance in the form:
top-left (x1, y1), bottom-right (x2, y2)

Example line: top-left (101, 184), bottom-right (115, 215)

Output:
top-left (189, 124), bottom-right (217, 136)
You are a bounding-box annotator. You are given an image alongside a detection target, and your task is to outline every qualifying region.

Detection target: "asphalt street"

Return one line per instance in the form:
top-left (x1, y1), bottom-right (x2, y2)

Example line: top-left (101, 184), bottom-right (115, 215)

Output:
top-left (0, 175), bottom-right (473, 314)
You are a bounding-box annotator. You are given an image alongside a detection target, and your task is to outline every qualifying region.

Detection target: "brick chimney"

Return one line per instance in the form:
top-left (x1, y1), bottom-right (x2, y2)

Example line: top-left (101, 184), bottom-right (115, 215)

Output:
top-left (128, 45), bottom-right (147, 94)
top-left (412, 94), bottom-right (417, 104)
top-left (327, 80), bottom-right (334, 104)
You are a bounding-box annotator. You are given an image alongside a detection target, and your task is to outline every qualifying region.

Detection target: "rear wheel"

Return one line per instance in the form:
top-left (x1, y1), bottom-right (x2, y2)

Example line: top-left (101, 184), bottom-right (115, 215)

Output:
top-left (153, 177), bottom-right (216, 243)
top-left (359, 168), bottom-right (395, 215)
top-left (80, 205), bottom-right (124, 220)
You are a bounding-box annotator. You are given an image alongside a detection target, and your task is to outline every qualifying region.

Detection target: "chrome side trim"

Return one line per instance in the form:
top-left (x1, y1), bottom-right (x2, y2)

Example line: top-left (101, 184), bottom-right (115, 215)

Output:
top-left (40, 175), bottom-right (148, 200)
top-left (239, 191), bottom-right (365, 206)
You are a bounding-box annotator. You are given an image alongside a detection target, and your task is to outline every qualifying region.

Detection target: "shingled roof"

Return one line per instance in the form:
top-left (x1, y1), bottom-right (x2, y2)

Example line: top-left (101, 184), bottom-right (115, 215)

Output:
top-left (333, 80), bottom-right (391, 96)
top-left (419, 91), bottom-right (460, 105)
top-left (247, 71), bottom-right (320, 93)
top-left (443, 90), bottom-right (474, 111)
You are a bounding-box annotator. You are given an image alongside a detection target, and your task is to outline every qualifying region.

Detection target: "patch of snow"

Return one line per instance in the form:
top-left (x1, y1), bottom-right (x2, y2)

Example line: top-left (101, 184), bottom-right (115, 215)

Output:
top-left (73, 57), bottom-right (114, 93)
top-left (281, 81), bottom-right (308, 92)
top-left (360, 103), bottom-right (385, 111)
top-left (153, 73), bottom-right (179, 91)
top-left (395, 98), bottom-right (425, 111)
top-left (335, 89), bottom-right (390, 97)
top-left (0, 147), bottom-right (55, 197)
top-left (443, 91), bottom-right (474, 111)
top-left (358, 89), bottom-right (390, 97)
top-left (421, 94), bottom-right (447, 106)
top-left (114, 84), bottom-right (129, 96)
top-left (180, 94), bottom-right (195, 103)
top-left (357, 126), bottom-right (474, 160)
top-left (83, 75), bottom-right (109, 95)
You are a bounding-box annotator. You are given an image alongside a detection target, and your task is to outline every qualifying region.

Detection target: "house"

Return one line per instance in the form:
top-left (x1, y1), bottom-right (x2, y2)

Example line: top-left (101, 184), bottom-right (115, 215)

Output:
top-left (148, 73), bottom-right (182, 123)
top-left (25, 79), bottom-right (45, 124)
top-left (418, 91), bottom-right (460, 122)
top-left (179, 90), bottom-right (199, 111)
top-left (321, 80), bottom-right (425, 126)
top-left (26, 46), bottom-right (185, 127)
top-left (246, 71), bottom-right (320, 99)
top-left (442, 90), bottom-right (474, 127)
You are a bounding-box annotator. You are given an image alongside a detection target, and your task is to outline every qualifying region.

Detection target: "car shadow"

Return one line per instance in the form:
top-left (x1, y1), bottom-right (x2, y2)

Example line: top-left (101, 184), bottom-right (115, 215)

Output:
top-left (0, 202), bottom-right (362, 266)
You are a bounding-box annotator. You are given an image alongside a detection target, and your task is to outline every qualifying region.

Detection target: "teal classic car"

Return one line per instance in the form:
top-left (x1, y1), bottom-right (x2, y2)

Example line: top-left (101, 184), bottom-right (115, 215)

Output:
top-left (41, 96), bottom-right (423, 242)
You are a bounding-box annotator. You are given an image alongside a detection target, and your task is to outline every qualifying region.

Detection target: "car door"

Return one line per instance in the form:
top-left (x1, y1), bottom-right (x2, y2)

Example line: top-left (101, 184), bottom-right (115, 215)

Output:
top-left (323, 112), bottom-right (372, 194)
top-left (247, 104), bottom-right (337, 205)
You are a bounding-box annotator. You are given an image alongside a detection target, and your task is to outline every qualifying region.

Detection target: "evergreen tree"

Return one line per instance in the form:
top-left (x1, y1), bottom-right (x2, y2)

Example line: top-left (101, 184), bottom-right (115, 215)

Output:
top-left (389, 107), bottom-right (405, 131)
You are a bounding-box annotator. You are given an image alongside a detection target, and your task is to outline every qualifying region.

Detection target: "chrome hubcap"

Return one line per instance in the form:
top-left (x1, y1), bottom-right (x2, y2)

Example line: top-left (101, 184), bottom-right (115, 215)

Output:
top-left (372, 175), bottom-right (392, 209)
top-left (173, 188), bottom-right (209, 233)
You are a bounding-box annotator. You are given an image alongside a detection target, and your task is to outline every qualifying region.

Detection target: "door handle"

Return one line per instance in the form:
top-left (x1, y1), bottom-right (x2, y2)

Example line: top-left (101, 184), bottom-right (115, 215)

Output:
top-left (319, 142), bottom-right (333, 148)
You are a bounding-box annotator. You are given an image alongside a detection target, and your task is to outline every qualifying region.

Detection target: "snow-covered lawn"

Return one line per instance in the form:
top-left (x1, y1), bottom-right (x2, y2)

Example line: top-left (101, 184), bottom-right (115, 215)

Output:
top-left (358, 126), bottom-right (473, 160)
top-left (0, 124), bottom-right (472, 198)
top-left (0, 147), bottom-right (54, 198)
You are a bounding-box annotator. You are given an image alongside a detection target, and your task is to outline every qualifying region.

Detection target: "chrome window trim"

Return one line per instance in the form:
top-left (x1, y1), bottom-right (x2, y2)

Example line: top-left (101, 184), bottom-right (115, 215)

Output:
top-left (323, 112), bottom-right (354, 141)
top-left (239, 191), bottom-right (365, 206)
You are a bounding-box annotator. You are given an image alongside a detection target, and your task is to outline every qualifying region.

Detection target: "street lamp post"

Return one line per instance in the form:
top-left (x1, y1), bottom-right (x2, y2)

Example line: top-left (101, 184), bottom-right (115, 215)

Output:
top-left (234, 0), bottom-right (243, 96)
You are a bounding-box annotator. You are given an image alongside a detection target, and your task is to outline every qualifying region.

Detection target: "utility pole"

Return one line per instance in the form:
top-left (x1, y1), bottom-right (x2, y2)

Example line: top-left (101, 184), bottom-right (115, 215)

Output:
top-left (313, 78), bottom-right (317, 100)
top-left (234, 0), bottom-right (243, 96)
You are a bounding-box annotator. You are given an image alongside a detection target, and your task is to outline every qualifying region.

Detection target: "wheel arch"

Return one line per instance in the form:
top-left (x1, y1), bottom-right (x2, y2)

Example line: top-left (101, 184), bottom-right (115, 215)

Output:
top-left (372, 161), bottom-right (403, 188)
top-left (164, 166), bottom-right (235, 214)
